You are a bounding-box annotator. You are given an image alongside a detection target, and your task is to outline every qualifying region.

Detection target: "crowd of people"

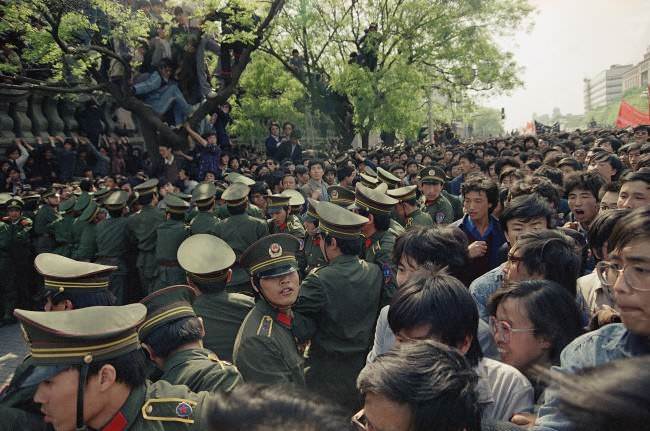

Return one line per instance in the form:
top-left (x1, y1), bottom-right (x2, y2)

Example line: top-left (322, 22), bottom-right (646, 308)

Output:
top-left (0, 120), bottom-right (648, 430)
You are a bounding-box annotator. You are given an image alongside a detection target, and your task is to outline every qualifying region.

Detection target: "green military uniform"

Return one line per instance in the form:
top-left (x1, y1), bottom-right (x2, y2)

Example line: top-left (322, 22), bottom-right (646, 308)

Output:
top-left (189, 183), bottom-right (220, 235)
top-left (266, 194), bottom-right (306, 239)
top-left (214, 183), bottom-right (268, 294)
top-left (3, 198), bottom-right (34, 315)
top-left (222, 173), bottom-right (265, 220)
top-left (328, 185), bottom-right (356, 208)
top-left (13, 304), bottom-right (212, 430)
top-left (70, 192), bottom-right (91, 259)
top-left (93, 187), bottom-right (112, 205)
top-left (419, 167), bottom-right (455, 224)
top-left (292, 200), bottom-right (385, 410)
top-left (50, 197), bottom-right (76, 257)
top-left (359, 172), bottom-right (380, 189)
top-left (155, 196), bottom-right (190, 291)
top-left (353, 183), bottom-right (399, 301)
top-left (387, 185), bottom-right (434, 228)
top-left (301, 202), bottom-right (326, 273)
top-left (0, 219), bottom-right (13, 323)
top-left (178, 234), bottom-right (254, 362)
top-left (376, 166), bottom-right (402, 189)
top-left (76, 200), bottom-right (101, 261)
top-left (139, 285), bottom-right (242, 393)
top-left (128, 180), bottom-right (165, 294)
top-left (443, 189), bottom-right (464, 221)
top-left (96, 190), bottom-right (131, 304)
top-left (32, 189), bottom-right (59, 254)
top-left (234, 234), bottom-right (306, 386)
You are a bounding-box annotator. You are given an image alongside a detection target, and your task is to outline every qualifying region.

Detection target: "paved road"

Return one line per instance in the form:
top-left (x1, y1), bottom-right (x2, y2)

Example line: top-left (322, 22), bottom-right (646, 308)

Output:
top-left (0, 323), bottom-right (27, 385)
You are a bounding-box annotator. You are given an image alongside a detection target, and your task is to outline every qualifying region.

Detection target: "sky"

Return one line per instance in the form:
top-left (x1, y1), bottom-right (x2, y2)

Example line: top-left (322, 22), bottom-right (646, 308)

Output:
top-left (485, 0), bottom-right (650, 131)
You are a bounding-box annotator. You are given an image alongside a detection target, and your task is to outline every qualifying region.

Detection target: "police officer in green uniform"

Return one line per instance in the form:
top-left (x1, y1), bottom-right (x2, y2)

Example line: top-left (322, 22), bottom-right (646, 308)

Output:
top-left (75, 199), bottom-right (101, 261)
top-left (359, 171), bottom-right (380, 189)
top-left (50, 197), bottom-right (76, 257)
top-left (170, 191), bottom-right (194, 224)
top-left (376, 166), bottom-right (402, 190)
top-left (10, 304), bottom-right (212, 430)
top-left (4, 197), bottom-right (34, 315)
top-left (266, 194), bottom-right (305, 239)
top-left (177, 234), bottom-right (254, 362)
top-left (96, 190), bottom-right (131, 304)
top-left (128, 179), bottom-right (165, 295)
top-left (351, 184), bottom-right (399, 300)
top-left (70, 192), bottom-right (91, 259)
top-left (93, 187), bottom-right (112, 206)
top-left (280, 189), bottom-right (306, 216)
top-left (419, 166), bottom-right (454, 225)
top-left (234, 233), bottom-right (306, 386)
top-left (219, 173), bottom-right (266, 220)
top-left (0, 254), bottom-right (118, 430)
top-left (300, 201), bottom-right (326, 273)
top-left (154, 195), bottom-right (190, 291)
top-left (388, 184), bottom-right (434, 228)
top-left (32, 188), bottom-right (60, 254)
top-left (139, 285), bottom-right (242, 394)
top-left (189, 183), bottom-right (221, 235)
top-left (214, 183), bottom-right (268, 295)
top-left (292, 200), bottom-right (386, 411)
top-left (0, 214), bottom-right (13, 325)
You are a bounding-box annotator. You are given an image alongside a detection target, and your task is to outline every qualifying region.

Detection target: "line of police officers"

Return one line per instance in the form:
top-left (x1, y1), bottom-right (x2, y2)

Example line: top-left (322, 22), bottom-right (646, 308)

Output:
top-left (0, 163), bottom-right (453, 430)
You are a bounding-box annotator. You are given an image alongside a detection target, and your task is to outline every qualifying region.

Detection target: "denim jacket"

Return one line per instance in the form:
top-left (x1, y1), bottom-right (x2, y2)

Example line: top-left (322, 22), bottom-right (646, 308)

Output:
top-left (534, 324), bottom-right (650, 430)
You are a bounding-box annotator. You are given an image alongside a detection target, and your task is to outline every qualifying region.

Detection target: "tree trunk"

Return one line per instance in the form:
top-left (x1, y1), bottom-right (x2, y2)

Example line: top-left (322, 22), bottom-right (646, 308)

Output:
top-left (361, 129), bottom-right (370, 149)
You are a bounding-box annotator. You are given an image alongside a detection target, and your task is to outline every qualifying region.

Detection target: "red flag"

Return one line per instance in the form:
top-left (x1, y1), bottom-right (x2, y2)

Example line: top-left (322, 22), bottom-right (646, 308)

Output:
top-left (615, 101), bottom-right (650, 128)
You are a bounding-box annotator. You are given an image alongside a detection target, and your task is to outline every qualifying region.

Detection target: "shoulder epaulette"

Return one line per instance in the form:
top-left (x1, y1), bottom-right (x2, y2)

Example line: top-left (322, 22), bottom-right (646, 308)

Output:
top-left (141, 398), bottom-right (197, 424)
top-left (256, 315), bottom-right (273, 337)
top-left (308, 265), bottom-right (324, 276)
top-left (372, 242), bottom-right (381, 254)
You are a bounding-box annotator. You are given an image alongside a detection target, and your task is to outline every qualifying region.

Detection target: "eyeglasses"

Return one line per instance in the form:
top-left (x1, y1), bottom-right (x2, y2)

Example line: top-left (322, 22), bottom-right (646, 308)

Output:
top-left (351, 410), bottom-right (367, 431)
top-left (489, 317), bottom-right (535, 344)
top-left (596, 261), bottom-right (650, 292)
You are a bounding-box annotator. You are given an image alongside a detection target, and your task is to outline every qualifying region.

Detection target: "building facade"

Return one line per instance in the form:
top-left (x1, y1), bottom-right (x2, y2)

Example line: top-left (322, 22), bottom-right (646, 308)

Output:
top-left (622, 46), bottom-right (650, 92)
top-left (583, 64), bottom-right (633, 112)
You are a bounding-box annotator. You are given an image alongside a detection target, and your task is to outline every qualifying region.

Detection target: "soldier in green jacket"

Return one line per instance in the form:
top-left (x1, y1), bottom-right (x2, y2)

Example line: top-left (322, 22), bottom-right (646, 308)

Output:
top-left (32, 188), bottom-right (60, 254)
top-left (189, 183), bottom-right (220, 235)
top-left (13, 304), bottom-right (213, 430)
top-left (128, 179), bottom-right (165, 295)
top-left (292, 200), bottom-right (385, 411)
top-left (234, 233), bottom-right (306, 386)
top-left (3, 197), bottom-right (34, 315)
top-left (376, 166), bottom-right (402, 190)
top-left (214, 183), bottom-right (269, 295)
top-left (266, 194), bottom-right (306, 239)
top-left (96, 190), bottom-right (131, 304)
top-left (177, 234), bottom-right (254, 362)
top-left (0, 219), bottom-right (13, 325)
top-left (419, 167), bottom-right (455, 225)
top-left (50, 197), bottom-right (76, 257)
top-left (139, 284), bottom-right (241, 394)
top-left (154, 195), bottom-right (190, 291)
top-left (388, 185), bottom-right (434, 228)
top-left (75, 200), bottom-right (101, 261)
top-left (70, 192), bottom-right (91, 259)
top-left (352, 183), bottom-right (400, 302)
top-left (301, 203), bottom-right (326, 273)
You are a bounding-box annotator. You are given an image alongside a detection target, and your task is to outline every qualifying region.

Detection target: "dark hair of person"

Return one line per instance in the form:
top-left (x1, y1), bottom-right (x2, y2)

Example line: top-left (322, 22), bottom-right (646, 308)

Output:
top-left (591, 151), bottom-right (624, 182)
top-left (51, 290), bottom-right (116, 308)
top-left (546, 356), bottom-right (650, 431)
top-left (512, 229), bottom-right (581, 296)
top-left (608, 206), bottom-right (650, 253)
top-left (557, 157), bottom-right (582, 171)
top-left (388, 270), bottom-right (482, 367)
top-left (137, 192), bottom-right (155, 205)
top-left (487, 280), bottom-right (583, 366)
top-left (87, 348), bottom-right (148, 388)
top-left (564, 171), bottom-right (606, 199)
top-left (526, 160), bottom-right (542, 172)
top-left (461, 175), bottom-right (499, 214)
top-left (142, 316), bottom-right (203, 358)
top-left (587, 209), bottom-right (630, 261)
top-left (336, 165), bottom-right (355, 182)
top-left (509, 176), bottom-right (561, 210)
top-left (459, 151), bottom-right (477, 164)
top-left (295, 165), bottom-right (308, 175)
top-left (107, 209), bottom-right (123, 218)
top-left (80, 179), bottom-right (94, 192)
top-left (358, 340), bottom-right (481, 431)
top-left (534, 165), bottom-right (564, 187)
top-left (598, 181), bottom-right (620, 200)
top-left (636, 154), bottom-right (650, 169)
top-left (308, 159), bottom-right (324, 171)
top-left (323, 233), bottom-right (360, 256)
top-left (499, 194), bottom-right (554, 233)
top-left (494, 157), bottom-right (521, 176)
top-left (226, 202), bottom-right (247, 215)
top-left (619, 169), bottom-right (650, 186)
top-left (167, 211), bottom-right (185, 221)
top-left (207, 384), bottom-right (353, 431)
top-left (392, 226), bottom-right (468, 282)
top-left (499, 167), bottom-right (525, 185)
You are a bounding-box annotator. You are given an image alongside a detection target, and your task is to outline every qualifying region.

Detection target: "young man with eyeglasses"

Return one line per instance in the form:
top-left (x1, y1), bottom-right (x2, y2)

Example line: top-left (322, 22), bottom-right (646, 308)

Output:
top-left (534, 207), bottom-right (650, 431)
